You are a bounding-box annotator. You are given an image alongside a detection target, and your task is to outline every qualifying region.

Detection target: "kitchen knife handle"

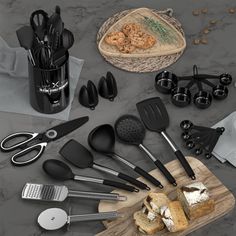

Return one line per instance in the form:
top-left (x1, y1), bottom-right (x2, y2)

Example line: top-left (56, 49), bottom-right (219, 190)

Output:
top-left (154, 159), bottom-right (177, 186)
top-left (117, 172), bottom-right (150, 190)
top-left (175, 150), bottom-right (196, 180)
top-left (134, 166), bottom-right (163, 189)
top-left (103, 179), bottom-right (139, 192)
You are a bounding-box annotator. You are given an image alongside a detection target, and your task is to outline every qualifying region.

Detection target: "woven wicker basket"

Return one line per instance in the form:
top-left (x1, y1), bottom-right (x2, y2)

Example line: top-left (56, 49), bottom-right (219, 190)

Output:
top-left (97, 8), bottom-right (186, 73)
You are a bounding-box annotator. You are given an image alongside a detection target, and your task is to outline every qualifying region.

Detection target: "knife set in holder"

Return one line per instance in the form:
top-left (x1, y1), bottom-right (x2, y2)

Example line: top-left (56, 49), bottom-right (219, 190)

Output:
top-left (16, 6), bottom-right (74, 114)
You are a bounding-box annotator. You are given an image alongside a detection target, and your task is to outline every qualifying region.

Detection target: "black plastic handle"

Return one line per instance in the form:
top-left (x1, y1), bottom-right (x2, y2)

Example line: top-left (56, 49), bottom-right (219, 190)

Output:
top-left (118, 172), bottom-right (150, 190)
top-left (154, 159), bottom-right (177, 186)
top-left (103, 179), bottom-right (139, 192)
top-left (134, 166), bottom-right (163, 189)
top-left (175, 150), bottom-right (196, 180)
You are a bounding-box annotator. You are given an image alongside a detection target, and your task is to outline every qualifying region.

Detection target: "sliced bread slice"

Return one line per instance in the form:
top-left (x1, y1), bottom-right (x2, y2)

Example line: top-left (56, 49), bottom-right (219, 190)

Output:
top-left (160, 201), bottom-right (188, 232)
top-left (143, 192), bottom-right (170, 219)
top-left (133, 210), bottom-right (165, 235)
top-left (177, 182), bottom-right (215, 220)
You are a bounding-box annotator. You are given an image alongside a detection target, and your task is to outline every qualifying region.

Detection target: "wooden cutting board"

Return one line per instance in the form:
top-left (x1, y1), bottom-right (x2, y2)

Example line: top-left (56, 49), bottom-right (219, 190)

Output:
top-left (97, 157), bottom-right (235, 236)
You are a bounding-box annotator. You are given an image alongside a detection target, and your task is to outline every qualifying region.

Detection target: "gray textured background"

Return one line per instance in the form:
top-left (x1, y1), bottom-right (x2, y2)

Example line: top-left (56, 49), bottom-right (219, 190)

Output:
top-left (0, 0), bottom-right (236, 235)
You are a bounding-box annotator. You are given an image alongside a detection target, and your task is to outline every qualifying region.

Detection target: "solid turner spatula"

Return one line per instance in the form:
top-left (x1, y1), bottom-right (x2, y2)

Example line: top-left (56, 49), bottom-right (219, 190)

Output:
top-left (16, 26), bottom-right (36, 65)
top-left (136, 97), bottom-right (196, 180)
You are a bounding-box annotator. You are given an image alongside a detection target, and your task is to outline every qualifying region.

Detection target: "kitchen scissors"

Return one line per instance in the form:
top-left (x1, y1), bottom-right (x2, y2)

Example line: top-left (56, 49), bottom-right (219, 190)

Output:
top-left (0, 116), bottom-right (89, 166)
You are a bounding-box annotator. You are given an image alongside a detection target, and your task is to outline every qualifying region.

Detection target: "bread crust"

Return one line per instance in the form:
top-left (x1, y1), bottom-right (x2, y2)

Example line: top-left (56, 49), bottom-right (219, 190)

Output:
top-left (143, 192), bottom-right (170, 216)
top-left (177, 182), bottom-right (215, 220)
top-left (177, 186), bottom-right (215, 220)
top-left (133, 210), bottom-right (165, 235)
top-left (160, 201), bottom-right (188, 232)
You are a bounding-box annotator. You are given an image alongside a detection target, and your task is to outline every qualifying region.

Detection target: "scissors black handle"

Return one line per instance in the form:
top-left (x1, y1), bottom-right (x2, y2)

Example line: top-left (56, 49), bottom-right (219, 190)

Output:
top-left (0, 132), bottom-right (47, 166)
top-left (30, 9), bottom-right (48, 41)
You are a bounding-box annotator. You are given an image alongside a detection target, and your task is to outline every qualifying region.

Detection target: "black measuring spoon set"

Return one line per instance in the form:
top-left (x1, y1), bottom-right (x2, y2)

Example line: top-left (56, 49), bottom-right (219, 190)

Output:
top-left (155, 65), bottom-right (232, 109)
top-left (180, 120), bottom-right (225, 159)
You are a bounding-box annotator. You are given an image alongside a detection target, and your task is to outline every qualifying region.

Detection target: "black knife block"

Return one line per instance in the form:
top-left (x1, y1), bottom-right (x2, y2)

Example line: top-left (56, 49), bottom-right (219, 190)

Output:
top-left (28, 53), bottom-right (70, 114)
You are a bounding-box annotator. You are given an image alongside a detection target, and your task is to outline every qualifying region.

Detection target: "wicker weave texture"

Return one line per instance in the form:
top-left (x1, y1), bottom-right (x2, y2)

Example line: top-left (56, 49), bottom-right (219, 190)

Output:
top-left (97, 9), bottom-right (185, 73)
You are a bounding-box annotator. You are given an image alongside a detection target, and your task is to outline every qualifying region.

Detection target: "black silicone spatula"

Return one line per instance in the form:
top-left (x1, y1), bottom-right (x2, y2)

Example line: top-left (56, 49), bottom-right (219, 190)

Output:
top-left (115, 115), bottom-right (176, 186)
top-left (60, 139), bottom-right (148, 190)
top-left (136, 97), bottom-right (196, 180)
top-left (88, 124), bottom-right (163, 188)
top-left (16, 26), bottom-right (36, 66)
top-left (43, 159), bottom-right (138, 192)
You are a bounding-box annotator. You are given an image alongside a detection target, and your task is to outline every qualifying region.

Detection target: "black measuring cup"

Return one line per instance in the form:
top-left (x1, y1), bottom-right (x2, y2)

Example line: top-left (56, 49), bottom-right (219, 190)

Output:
top-left (155, 71), bottom-right (178, 94)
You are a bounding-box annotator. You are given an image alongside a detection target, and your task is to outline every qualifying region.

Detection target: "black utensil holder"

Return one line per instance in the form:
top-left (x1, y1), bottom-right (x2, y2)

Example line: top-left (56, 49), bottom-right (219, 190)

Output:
top-left (28, 54), bottom-right (70, 114)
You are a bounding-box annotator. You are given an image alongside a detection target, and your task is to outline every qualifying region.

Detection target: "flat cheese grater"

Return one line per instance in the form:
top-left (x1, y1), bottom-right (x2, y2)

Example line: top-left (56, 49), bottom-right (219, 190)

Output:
top-left (22, 183), bottom-right (127, 202)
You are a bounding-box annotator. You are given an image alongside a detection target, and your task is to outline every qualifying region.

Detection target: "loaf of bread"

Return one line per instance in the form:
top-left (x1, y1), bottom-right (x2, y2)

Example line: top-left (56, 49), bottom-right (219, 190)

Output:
top-left (143, 192), bottom-right (170, 220)
top-left (160, 201), bottom-right (188, 232)
top-left (177, 182), bottom-right (215, 220)
top-left (133, 192), bottom-right (168, 234)
top-left (134, 210), bottom-right (165, 235)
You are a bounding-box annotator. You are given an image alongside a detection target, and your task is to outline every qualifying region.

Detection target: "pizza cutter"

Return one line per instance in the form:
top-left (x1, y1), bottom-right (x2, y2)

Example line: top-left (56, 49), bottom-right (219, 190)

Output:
top-left (38, 208), bottom-right (121, 231)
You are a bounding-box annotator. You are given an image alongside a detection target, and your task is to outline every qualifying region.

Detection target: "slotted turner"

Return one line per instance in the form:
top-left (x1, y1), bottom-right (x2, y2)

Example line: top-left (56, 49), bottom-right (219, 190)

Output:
top-left (136, 97), bottom-right (195, 180)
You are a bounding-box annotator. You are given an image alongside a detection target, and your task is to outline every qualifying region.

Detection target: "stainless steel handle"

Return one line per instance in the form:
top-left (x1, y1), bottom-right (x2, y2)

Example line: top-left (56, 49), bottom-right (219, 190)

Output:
top-left (161, 131), bottom-right (178, 152)
top-left (139, 144), bottom-right (157, 162)
top-left (68, 190), bottom-right (126, 201)
top-left (68, 211), bottom-right (121, 223)
top-left (28, 50), bottom-right (36, 66)
top-left (74, 175), bottom-right (104, 184)
top-left (92, 163), bottom-right (119, 176)
top-left (112, 153), bottom-right (136, 169)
